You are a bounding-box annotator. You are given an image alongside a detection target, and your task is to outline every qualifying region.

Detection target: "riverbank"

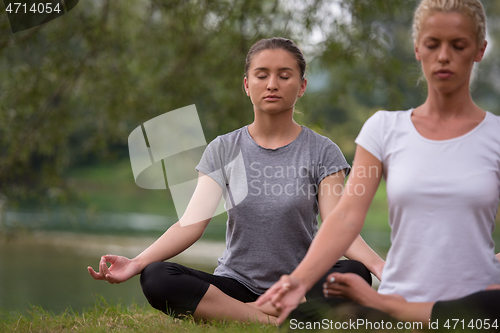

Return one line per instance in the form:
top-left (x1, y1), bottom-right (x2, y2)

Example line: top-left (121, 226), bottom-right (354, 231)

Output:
top-left (0, 231), bottom-right (223, 315)
top-left (1, 230), bottom-right (226, 266)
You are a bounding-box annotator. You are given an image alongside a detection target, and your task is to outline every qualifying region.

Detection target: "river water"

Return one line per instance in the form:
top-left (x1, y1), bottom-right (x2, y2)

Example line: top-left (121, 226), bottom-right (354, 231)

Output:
top-left (0, 231), bottom-right (224, 315)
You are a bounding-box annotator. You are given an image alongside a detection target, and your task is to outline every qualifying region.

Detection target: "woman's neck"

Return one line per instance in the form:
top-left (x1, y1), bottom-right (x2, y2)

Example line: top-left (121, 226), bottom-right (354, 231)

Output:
top-left (248, 110), bottom-right (302, 149)
top-left (412, 86), bottom-right (485, 140)
top-left (416, 85), bottom-right (483, 120)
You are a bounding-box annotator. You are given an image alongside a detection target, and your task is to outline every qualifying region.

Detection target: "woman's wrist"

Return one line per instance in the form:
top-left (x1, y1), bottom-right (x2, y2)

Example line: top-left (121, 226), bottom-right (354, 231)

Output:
top-left (290, 271), bottom-right (315, 292)
top-left (131, 255), bottom-right (150, 272)
top-left (369, 259), bottom-right (385, 281)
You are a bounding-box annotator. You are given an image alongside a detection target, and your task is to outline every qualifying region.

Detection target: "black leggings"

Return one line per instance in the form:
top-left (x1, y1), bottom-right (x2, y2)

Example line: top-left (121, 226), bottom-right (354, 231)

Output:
top-left (432, 290), bottom-right (500, 322)
top-left (140, 260), bottom-right (371, 317)
top-left (290, 287), bottom-right (500, 326)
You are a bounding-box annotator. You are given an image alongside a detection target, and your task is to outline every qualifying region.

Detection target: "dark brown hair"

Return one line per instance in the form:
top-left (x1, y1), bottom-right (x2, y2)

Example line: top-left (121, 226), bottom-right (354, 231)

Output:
top-left (244, 37), bottom-right (306, 81)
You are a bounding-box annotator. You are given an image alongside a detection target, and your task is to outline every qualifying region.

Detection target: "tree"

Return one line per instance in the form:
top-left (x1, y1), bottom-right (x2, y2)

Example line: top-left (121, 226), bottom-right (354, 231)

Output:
top-left (1, 0), bottom-right (499, 204)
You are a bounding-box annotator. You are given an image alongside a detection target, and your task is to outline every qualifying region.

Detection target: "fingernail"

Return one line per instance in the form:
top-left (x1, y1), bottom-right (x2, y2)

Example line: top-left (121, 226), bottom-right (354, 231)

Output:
top-left (329, 277), bottom-right (335, 283)
top-left (323, 283), bottom-right (327, 289)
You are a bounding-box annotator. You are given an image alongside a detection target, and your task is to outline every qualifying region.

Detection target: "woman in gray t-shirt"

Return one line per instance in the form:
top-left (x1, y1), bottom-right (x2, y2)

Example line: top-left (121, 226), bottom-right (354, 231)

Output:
top-left (88, 37), bottom-right (384, 324)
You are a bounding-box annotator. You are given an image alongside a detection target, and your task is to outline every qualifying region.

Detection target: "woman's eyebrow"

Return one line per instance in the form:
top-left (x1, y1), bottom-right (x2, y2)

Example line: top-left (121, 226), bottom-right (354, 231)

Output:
top-left (253, 67), bottom-right (295, 72)
top-left (424, 36), bottom-right (469, 42)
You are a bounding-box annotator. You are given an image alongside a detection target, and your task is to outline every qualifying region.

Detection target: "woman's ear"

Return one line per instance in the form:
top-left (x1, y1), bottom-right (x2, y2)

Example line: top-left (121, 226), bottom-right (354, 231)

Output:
top-left (415, 44), bottom-right (422, 61)
top-left (298, 78), bottom-right (307, 97)
top-left (244, 77), bottom-right (250, 96)
top-left (474, 40), bottom-right (488, 62)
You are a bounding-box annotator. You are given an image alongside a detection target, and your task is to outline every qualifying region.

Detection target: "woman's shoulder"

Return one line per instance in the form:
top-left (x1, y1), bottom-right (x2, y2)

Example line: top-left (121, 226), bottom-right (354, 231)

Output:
top-left (485, 111), bottom-right (500, 125)
top-left (213, 126), bottom-right (247, 141)
top-left (359, 109), bottom-right (412, 132)
top-left (368, 109), bottom-right (412, 121)
top-left (206, 127), bottom-right (249, 149)
top-left (483, 112), bottom-right (500, 143)
top-left (299, 126), bottom-right (339, 148)
top-left (300, 126), bottom-right (328, 140)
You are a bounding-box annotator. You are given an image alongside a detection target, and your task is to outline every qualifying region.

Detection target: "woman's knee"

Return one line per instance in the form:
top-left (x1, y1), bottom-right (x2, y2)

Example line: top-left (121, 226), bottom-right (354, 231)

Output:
top-left (140, 262), bottom-right (183, 304)
top-left (337, 260), bottom-right (372, 285)
top-left (140, 262), bottom-right (208, 316)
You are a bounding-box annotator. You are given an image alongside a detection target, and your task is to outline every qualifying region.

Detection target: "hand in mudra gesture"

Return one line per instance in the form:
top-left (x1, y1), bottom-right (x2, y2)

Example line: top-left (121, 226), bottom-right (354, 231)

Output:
top-left (87, 255), bottom-right (141, 284)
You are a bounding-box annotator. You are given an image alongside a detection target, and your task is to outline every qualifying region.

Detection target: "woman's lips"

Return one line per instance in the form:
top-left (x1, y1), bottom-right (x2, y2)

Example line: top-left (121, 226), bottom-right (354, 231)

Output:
top-left (264, 95), bottom-right (281, 101)
top-left (435, 70), bottom-right (454, 79)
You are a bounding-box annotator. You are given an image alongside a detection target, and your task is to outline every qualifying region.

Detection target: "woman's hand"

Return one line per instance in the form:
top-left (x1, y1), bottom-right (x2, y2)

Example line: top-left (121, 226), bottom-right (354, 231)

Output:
top-left (371, 260), bottom-right (385, 281)
top-left (256, 274), bottom-right (307, 324)
top-left (87, 255), bottom-right (142, 284)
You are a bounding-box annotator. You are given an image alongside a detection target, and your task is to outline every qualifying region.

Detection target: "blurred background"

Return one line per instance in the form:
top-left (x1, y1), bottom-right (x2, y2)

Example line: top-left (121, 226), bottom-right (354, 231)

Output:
top-left (1, 0), bottom-right (500, 316)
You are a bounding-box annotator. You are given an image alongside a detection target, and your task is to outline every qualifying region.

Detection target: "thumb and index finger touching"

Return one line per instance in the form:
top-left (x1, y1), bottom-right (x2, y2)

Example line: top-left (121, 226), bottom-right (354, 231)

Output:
top-left (87, 254), bottom-right (118, 281)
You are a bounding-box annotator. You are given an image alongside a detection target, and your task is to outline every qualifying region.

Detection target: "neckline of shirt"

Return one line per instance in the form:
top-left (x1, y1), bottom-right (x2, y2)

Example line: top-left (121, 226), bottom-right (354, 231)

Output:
top-left (406, 108), bottom-right (490, 144)
top-left (243, 125), bottom-right (306, 152)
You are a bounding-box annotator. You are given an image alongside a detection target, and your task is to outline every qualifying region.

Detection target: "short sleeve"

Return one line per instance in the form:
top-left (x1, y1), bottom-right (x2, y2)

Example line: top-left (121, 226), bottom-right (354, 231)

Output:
top-left (355, 111), bottom-right (384, 162)
top-left (195, 138), bottom-right (226, 189)
top-left (317, 138), bottom-right (351, 185)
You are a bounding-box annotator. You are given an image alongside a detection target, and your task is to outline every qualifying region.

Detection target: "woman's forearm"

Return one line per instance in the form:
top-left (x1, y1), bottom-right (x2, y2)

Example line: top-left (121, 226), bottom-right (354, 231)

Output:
top-left (292, 206), bottom-right (365, 290)
top-left (345, 235), bottom-right (385, 280)
top-left (379, 297), bottom-right (433, 324)
top-left (293, 146), bottom-right (383, 290)
top-left (132, 220), bottom-right (209, 270)
top-left (133, 172), bottom-right (222, 270)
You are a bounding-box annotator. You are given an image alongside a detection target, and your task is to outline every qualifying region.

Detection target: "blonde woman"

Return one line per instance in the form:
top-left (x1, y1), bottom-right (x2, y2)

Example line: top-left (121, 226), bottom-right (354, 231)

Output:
top-left (259, 0), bottom-right (500, 327)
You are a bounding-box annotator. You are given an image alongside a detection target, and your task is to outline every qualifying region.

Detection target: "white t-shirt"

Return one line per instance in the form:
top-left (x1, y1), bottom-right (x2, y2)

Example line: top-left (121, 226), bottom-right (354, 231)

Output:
top-left (355, 109), bottom-right (500, 302)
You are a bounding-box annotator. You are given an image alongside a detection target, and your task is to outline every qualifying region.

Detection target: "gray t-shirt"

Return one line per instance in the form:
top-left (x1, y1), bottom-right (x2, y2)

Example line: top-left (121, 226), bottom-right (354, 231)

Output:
top-left (196, 126), bottom-right (350, 294)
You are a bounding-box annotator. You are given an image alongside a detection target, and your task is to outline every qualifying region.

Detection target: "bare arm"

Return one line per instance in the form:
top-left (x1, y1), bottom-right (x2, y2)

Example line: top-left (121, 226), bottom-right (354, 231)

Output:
top-left (88, 172), bottom-right (223, 283)
top-left (326, 272), bottom-right (432, 325)
top-left (132, 172), bottom-right (223, 268)
top-left (318, 170), bottom-right (384, 281)
top-left (257, 146), bottom-right (383, 323)
top-left (344, 235), bottom-right (385, 281)
top-left (293, 146), bottom-right (382, 290)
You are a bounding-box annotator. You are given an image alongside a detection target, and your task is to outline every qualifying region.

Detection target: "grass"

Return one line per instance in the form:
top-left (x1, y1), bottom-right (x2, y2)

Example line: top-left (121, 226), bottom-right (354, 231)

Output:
top-left (0, 298), bottom-right (279, 333)
top-left (64, 159), bottom-right (177, 217)
top-left (0, 298), bottom-right (486, 333)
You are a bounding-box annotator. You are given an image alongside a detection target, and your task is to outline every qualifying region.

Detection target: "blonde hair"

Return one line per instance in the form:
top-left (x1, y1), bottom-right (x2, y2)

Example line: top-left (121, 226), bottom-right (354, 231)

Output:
top-left (412, 0), bottom-right (486, 46)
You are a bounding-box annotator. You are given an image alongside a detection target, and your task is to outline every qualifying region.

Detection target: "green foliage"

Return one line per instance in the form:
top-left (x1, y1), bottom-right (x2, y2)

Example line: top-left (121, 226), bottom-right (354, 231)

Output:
top-left (1, 0), bottom-right (500, 204)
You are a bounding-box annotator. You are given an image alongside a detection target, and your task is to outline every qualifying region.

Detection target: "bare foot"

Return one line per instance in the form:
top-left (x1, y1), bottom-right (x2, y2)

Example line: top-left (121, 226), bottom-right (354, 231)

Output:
top-left (247, 296), bottom-right (306, 317)
top-left (323, 273), bottom-right (407, 309)
top-left (246, 300), bottom-right (281, 317)
top-left (323, 273), bottom-right (378, 306)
